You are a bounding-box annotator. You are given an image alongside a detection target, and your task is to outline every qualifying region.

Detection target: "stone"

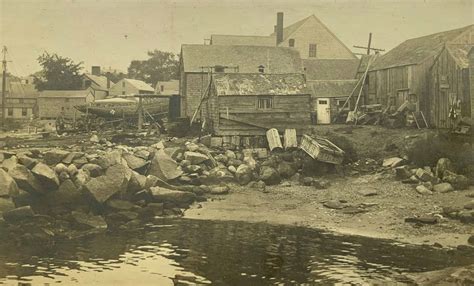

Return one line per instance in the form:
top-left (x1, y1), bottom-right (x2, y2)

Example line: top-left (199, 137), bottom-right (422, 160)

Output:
top-left (395, 165), bottom-right (412, 180)
top-left (443, 171), bottom-right (469, 190)
top-left (74, 169), bottom-right (90, 188)
top-left (83, 164), bottom-right (131, 204)
top-left (225, 150), bottom-right (237, 160)
top-left (228, 165), bottom-right (237, 174)
top-left (184, 151), bottom-right (209, 165)
top-left (44, 149), bottom-right (70, 165)
top-left (71, 211), bottom-right (107, 230)
top-left (468, 235), bottom-right (474, 245)
top-left (382, 157), bottom-right (404, 168)
top-left (0, 197), bottom-right (15, 215)
top-left (186, 165), bottom-right (202, 173)
top-left (46, 179), bottom-right (84, 208)
top-left (81, 163), bottom-right (103, 177)
top-left (1, 156), bottom-right (18, 171)
top-left (214, 154), bottom-right (228, 164)
top-left (416, 185), bottom-right (433, 195)
top-left (72, 156), bottom-right (88, 168)
top-left (90, 150), bottom-right (124, 170)
top-left (17, 155), bottom-right (38, 169)
top-left (458, 210), bottom-right (474, 224)
top-left (324, 200), bottom-right (345, 209)
top-left (436, 158), bottom-right (454, 179)
top-left (402, 175), bottom-right (420, 184)
top-left (185, 142), bottom-right (199, 152)
top-left (62, 152), bottom-right (81, 164)
top-left (302, 177), bottom-right (313, 186)
top-left (8, 165), bottom-right (46, 194)
top-left (277, 161), bottom-right (297, 178)
top-left (415, 168), bottom-right (435, 182)
top-left (464, 200), bottom-right (474, 210)
top-left (357, 188), bottom-right (378, 196)
top-left (235, 164), bottom-right (252, 185)
top-left (209, 185), bottom-right (230, 195)
top-left (0, 169), bottom-right (19, 197)
top-left (146, 203), bottom-right (164, 216)
top-left (67, 164), bottom-right (78, 176)
top-left (128, 171), bottom-right (147, 193)
top-left (54, 163), bottom-right (68, 174)
top-left (106, 199), bottom-right (137, 211)
top-left (135, 150), bottom-right (151, 160)
top-left (32, 162), bottom-right (60, 190)
top-left (433, 182), bottom-right (454, 193)
top-left (150, 187), bottom-right (196, 206)
top-left (259, 166), bottom-right (281, 185)
top-left (123, 153), bottom-right (148, 170)
top-left (151, 141), bottom-right (165, 150)
top-left (405, 215), bottom-right (438, 224)
top-left (148, 150), bottom-right (183, 181)
top-left (3, 206), bottom-right (35, 222)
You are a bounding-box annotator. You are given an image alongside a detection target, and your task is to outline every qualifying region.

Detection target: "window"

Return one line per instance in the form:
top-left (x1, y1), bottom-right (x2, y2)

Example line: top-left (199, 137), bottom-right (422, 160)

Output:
top-left (257, 97), bottom-right (273, 109)
top-left (289, 39), bottom-right (295, 47)
top-left (160, 85), bottom-right (164, 92)
top-left (21, 108), bottom-right (27, 117)
top-left (122, 81), bottom-right (126, 88)
top-left (214, 66), bottom-right (225, 73)
top-left (318, 100), bottom-right (328, 105)
top-left (7, 108), bottom-right (13, 116)
top-left (258, 65), bottom-right (265, 73)
top-left (309, 44), bottom-right (317, 58)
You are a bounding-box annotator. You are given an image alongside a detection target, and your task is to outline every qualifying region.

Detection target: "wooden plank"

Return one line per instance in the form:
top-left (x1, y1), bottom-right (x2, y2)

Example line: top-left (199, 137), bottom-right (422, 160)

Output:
top-left (219, 114), bottom-right (270, 130)
top-left (284, 129), bottom-right (298, 149)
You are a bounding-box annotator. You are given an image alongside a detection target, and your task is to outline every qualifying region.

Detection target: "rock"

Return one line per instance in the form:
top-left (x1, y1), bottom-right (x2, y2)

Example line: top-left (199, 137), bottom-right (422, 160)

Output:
top-left (150, 187), bottom-right (196, 206)
top-left (277, 161), bottom-right (297, 178)
top-left (17, 155), bottom-right (38, 169)
top-left (416, 185), bottom-right (433, 195)
top-left (151, 141), bottom-right (165, 150)
top-left (32, 162), bottom-right (60, 190)
top-left (422, 181), bottom-right (433, 191)
top-left (186, 165), bottom-right (202, 173)
top-left (90, 134), bottom-right (100, 143)
top-left (443, 171), bottom-right (469, 190)
top-left (209, 185), bottom-right (230, 195)
top-left (44, 149), bottom-right (70, 165)
top-left (433, 182), bottom-right (454, 193)
top-left (436, 158), bottom-right (454, 179)
top-left (184, 151), bottom-right (209, 165)
top-left (2, 206), bottom-right (35, 222)
top-left (54, 163), bottom-right (68, 174)
top-left (148, 150), bottom-right (183, 181)
top-left (395, 165), bottom-right (412, 180)
top-left (402, 175), bottom-right (419, 184)
top-left (72, 156), bottom-right (88, 168)
top-left (90, 150), bottom-right (124, 170)
top-left (302, 177), bottom-right (313, 186)
top-left (135, 149), bottom-right (151, 160)
top-left (83, 164), bottom-right (131, 204)
top-left (8, 165), bottom-right (46, 194)
top-left (1, 156), bottom-right (18, 171)
top-left (382, 157), bottom-right (404, 168)
top-left (62, 152), bottom-right (81, 164)
top-left (201, 167), bottom-right (235, 185)
top-left (228, 165), bottom-right (237, 174)
top-left (0, 169), bottom-right (19, 197)
top-left (357, 188), bottom-right (378, 196)
top-left (46, 179), bottom-right (85, 208)
top-left (81, 163), bottom-right (103, 177)
top-left (71, 211), bottom-right (107, 230)
top-left (458, 210), bottom-right (474, 224)
top-left (415, 168), bottom-right (435, 182)
top-left (464, 200), bottom-right (474, 210)
top-left (468, 235), bottom-right (474, 245)
top-left (235, 164), bottom-right (253, 185)
top-left (224, 150), bottom-right (236, 160)
top-left (259, 166), bottom-right (281, 185)
top-left (67, 164), bottom-right (78, 176)
top-left (185, 142), bottom-right (199, 152)
top-left (74, 169), bottom-right (90, 188)
top-left (0, 197), bottom-right (15, 215)
top-left (106, 199), bottom-right (137, 211)
top-left (123, 153), bottom-right (148, 171)
top-left (128, 171), bottom-right (147, 193)
top-left (324, 200), bottom-right (345, 209)
top-left (405, 215), bottom-right (438, 224)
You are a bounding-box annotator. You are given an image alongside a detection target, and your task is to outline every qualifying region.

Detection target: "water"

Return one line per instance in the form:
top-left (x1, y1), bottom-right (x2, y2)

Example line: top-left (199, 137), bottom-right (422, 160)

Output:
top-left (0, 218), bottom-right (472, 285)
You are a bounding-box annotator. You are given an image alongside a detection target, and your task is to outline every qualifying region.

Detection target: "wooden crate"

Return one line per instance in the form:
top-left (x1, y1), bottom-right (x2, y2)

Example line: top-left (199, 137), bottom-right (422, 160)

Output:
top-left (300, 134), bottom-right (345, 164)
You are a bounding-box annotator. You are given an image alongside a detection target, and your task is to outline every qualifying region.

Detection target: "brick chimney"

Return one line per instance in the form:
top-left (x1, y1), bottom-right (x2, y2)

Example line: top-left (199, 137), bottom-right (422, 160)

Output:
top-left (91, 66), bottom-right (101, 76)
top-left (276, 12), bottom-right (284, 45)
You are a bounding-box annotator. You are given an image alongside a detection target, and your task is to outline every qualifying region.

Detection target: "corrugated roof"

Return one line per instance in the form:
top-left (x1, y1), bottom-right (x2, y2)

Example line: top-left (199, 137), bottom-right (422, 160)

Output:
top-left (84, 74), bottom-right (112, 89)
top-left (181, 44), bottom-right (303, 73)
top-left (308, 80), bottom-right (359, 98)
top-left (38, 90), bottom-right (93, 98)
top-left (124, 79), bottom-right (155, 92)
top-left (155, 80), bottom-right (179, 95)
top-left (213, 73), bottom-right (309, 96)
top-left (303, 59), bottom-right (359, 80)
top-left (371, 25), bottom-right (473, 70)
top-left (447, 44), bottom-right (473, 68)
top-left (211, 34), bottom-right (276, 46)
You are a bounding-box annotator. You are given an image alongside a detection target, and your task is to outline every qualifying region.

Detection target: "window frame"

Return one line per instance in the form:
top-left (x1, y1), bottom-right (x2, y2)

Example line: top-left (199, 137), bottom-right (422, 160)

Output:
top-left (257, 96), bottom-right (273, 110)
top-left (21, 108), bottom-right (28, 117)
top-left (309, 43), bottom-right (317, 58)
top-left (289, 39), bottom-right (295, 47)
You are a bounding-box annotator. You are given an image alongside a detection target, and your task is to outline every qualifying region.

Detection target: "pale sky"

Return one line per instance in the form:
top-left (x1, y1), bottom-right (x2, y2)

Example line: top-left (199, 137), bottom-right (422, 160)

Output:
top-left (0, 0), bottom-right (473, 76)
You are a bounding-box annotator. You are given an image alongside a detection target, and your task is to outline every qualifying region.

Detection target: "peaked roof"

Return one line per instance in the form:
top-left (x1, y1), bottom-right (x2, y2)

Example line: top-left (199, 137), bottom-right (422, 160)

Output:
top-left (38, 90), bottom-right (93, 98)
top-left (181, 44), bottom-right (303, 73)
top-left (0, 79), bottom-right (39, 98)
top-left (213, 73), bottom-right (309, 96)
top-left (84, 74), bottom-right (112, 89)
top-left (303, 59), bottom-right (359, 80)
top-left (308, 80), bottom-right (358, 98)
top-left (211, 34), bottom-right (276, 46)
top-left (122, 78), bottom-right (154, 92)
top-left (371, 25), bottom-right (473, 70)
top-left (271, 16), bottom-right (310, 42)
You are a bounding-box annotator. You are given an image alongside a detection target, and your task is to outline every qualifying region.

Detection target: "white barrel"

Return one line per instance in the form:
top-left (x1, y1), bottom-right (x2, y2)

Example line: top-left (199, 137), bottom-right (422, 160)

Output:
top-left (284, 129), bottom-right (297, 149)
top-left (266, 128), bottom-right (283, 151)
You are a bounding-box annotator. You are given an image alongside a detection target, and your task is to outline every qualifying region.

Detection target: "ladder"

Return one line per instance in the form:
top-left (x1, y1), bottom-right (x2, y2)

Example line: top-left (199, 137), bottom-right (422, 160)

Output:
top-left (412, 111), bottom-right (429, 129)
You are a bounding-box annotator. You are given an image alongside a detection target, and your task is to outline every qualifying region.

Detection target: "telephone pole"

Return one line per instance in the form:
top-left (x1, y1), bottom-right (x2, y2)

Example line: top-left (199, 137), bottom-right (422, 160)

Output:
top-left (1, 46), bottom-right (7, 128)
top-left (353, 33), bottom-right (385, 55)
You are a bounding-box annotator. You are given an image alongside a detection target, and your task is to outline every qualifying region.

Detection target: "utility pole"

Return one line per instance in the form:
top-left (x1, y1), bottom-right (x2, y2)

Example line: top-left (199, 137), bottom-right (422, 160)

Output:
top-left (1, 46), bottom-right (7, 128)
top-left (353, 33), bottom-right (385, 55)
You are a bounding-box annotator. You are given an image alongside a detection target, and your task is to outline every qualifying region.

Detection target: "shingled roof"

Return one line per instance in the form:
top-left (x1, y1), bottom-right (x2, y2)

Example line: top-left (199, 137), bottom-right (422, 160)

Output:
top-left (123, 79), bottom-right (155, 92)
top-left (84, 74), bottom-right (112, 90)
top-left (303, 59), bottom-right (359, 80)
top-left (213, 73), bottom-right (309, 96)
top-left (370, 25), bottom-right (473, 70)
top-left (210, 35), bottom-right (276, 46)
top-left (308, 80), bottom-right (359, 98)
top-left (181, 45), bottom-right (303, 73)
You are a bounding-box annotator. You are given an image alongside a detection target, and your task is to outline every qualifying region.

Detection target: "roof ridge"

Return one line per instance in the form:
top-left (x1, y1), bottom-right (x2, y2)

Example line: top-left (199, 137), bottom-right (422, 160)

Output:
top-left (402, 24), bottom-right (473, 43)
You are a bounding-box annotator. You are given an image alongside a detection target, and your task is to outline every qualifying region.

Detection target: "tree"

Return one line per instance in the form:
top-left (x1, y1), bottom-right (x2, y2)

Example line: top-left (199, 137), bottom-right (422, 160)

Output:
top-left (33, 52), bottom-right (83, 91)
top-left (127, 50), bottom-right (179, 85)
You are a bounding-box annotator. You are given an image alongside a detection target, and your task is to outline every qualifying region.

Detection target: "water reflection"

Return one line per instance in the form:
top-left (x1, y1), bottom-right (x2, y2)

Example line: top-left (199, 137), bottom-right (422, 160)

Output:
top-left (0, 218), bottom-right (472, 285)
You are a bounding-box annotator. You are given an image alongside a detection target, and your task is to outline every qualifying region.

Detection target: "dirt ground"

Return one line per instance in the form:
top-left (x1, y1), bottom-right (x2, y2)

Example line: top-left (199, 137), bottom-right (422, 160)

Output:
top-left (186, 173), bottom-right (474, 248)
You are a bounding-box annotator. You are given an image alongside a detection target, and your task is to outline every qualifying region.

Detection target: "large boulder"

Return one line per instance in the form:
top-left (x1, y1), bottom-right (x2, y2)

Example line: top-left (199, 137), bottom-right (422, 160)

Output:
top-left (8, 165), bottom-right (46, 194)
top-left (81, 163), bottom-right (103, 177)
top-left (46, 179), bottom-right (86, 209)
top-left (123, 153), bottom-right (148, 171)
top-left (1, 155), bottom-right (18, 171)
top-left (0, 197), bottom-right (15, 215)
top-left (443, 170), bottom-right (469, 190)
top-left (277, 161), bottom-right (297, 178)
top-left (44, 149), bottom-right (70, 165)
top-left (0, 169), bottom-right (19, 197)
top-left (83, 164), bottom-right (131, 204)
top-left (259, 166), bottom-right (281, 185)
top-left (90, 150), bottom-right (124, 170)
top-left (32, 163), bottom-right (60, 190)
top-left (184, 151), bottom-right (209, 165)
top-left (435, 158), bottom-right (454, 179)
top-left (2, 206), bottom-right (35, 222)
top-left (128, 171), bottom-right (147, 193)
top-left (150, 186), bottom-right (196, 206)
top-left (148, 150), bottom-right (183, 181)
top-left (235, 164), bottom-right (253, 185)
top-left (415, 168), bottom-right (435, 182)
top-left (71, 211), bottom-right (107, 230)
top-left (433, 182), bottom-right (454, 193)
top-left (17, 155), bottom-right (38, 169)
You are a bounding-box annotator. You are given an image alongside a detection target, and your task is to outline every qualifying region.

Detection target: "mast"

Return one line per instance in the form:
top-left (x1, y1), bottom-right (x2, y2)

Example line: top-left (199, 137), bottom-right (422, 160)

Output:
top-left (1, 46), bottom-right (7, 128)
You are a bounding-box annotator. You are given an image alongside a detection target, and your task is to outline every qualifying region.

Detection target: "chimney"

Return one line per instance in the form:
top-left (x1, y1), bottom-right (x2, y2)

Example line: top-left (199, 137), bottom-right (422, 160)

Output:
top-left (276, 12), bottom-right (284, 45)
top-left (91, 66), bottom-right (101, 76)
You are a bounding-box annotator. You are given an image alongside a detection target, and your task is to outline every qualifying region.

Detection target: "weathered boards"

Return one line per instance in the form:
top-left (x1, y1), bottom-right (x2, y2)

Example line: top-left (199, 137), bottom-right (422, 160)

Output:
top-left (300, 134), bottom-right (344, 164)
top-left (283, 129), bottom-right (298, 149)
top-left (266, 128), bottom-right (283, 151)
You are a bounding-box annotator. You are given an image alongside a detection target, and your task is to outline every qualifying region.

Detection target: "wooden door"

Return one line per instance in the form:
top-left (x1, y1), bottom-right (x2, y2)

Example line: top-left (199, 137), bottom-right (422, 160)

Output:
top-left (316, 98), bottom-right (331, 124)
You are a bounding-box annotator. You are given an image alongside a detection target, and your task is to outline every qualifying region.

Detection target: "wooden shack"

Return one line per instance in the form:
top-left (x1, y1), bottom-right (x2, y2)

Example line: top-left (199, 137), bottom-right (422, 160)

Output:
top-left (201, 73), bottom-right (312, 136)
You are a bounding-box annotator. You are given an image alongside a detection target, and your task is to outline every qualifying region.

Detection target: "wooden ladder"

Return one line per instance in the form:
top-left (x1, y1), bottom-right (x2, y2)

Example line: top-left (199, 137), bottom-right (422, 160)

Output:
top-left (412, 111), bottom-right (429, 129)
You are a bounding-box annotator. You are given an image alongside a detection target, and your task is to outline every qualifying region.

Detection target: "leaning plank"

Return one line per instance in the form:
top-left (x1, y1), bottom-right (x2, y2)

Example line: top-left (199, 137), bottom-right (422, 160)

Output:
top-left (284, 129), bottom-right (298, 149)
top-left (300, 134), bottom-right (345, 164)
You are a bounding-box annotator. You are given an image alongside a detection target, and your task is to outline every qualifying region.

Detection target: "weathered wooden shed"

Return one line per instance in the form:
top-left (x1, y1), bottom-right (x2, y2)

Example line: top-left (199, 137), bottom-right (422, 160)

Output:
top-left (201, 73), bottom-right (312, 136)
top-left (429, 44), bottom-right (473, 128)
top-left (363, 25), bottom-right (473, 127)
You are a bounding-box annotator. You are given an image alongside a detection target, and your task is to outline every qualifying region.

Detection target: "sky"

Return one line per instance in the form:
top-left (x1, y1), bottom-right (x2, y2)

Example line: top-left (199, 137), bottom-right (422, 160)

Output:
top-left (0, 0), bottom-right (473, 76)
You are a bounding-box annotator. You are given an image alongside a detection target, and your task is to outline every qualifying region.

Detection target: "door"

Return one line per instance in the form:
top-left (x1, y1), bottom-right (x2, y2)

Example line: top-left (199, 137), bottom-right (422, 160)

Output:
top-left (316, 98), bottom-right (331, 124)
